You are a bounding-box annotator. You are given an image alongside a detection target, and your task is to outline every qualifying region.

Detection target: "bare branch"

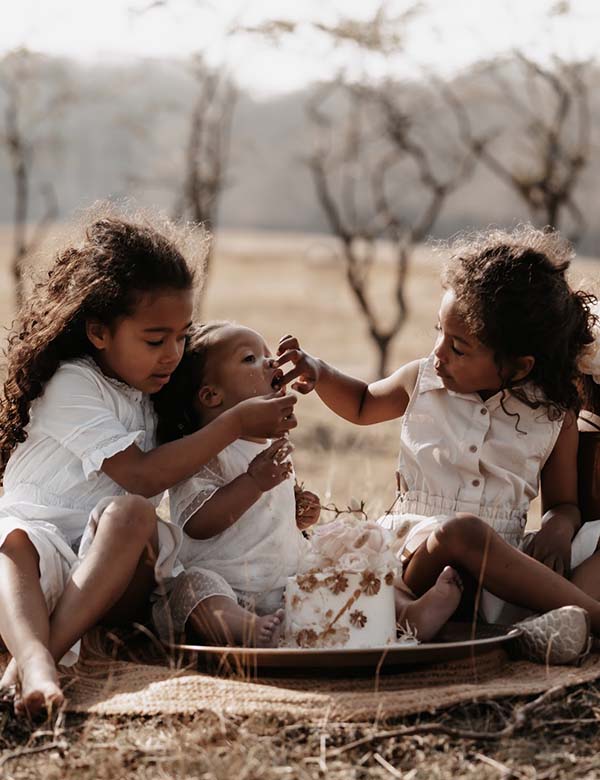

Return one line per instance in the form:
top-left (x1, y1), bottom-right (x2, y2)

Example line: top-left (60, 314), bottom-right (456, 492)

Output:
top-left (306, 71), bottom-right (476, 377)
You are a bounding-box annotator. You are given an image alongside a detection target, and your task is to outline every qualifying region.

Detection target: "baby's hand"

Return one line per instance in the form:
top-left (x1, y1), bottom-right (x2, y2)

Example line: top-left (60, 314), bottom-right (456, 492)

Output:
top-left (276, 335), bottom-right (320, 394)
top-left (295, 487), bottom-right (321, 531)
top-left (247, 438), bottom-right (293, 492)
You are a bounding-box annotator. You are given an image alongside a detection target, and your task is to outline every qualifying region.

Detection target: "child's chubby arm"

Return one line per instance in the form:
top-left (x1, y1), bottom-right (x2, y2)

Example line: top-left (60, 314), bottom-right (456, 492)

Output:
top-left (276, 334), bottom-right (420, 425)
top-left (102, 392), bottom-right (297, 498)
top-left (525, 411), bottom-right (581, 577)
top-left (184, 438), bottom-right (293, 540)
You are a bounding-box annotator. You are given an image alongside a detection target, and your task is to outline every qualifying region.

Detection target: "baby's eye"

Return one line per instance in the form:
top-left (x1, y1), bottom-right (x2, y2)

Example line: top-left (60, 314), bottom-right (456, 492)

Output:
top-left (146, 340), bottom-right (163, 347)
top-left (451, 344), bottom-right (464, 356)
top-left (434, 323), bottom-right (441, 332)
top-left (243, 354), bottom-right (256, 363)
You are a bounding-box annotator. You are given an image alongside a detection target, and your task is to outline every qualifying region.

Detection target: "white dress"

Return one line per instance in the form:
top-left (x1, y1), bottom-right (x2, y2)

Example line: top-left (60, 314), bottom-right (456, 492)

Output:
top-left (0, 356), bottom-right (181, 662)
top-left (379, 353), bottom-right (600, 623)
top-left (153, 439), bottom-right (308, 639)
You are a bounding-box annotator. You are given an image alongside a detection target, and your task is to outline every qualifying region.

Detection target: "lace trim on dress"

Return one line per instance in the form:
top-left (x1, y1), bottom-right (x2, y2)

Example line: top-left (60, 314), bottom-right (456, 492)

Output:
top-left (81, 429), bottom-right (145, 479)
top-left (78, 355), bottom-right (144, 401)
top-left (174, 457), bottom-right (228, 527)
top-left (179, 487), bottom-right (220, 527)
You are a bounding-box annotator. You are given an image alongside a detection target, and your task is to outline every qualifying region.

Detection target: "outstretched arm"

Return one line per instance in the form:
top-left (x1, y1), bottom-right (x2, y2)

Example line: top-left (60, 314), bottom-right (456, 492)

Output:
top-left (276, 335), bottom-right (420, 425)
top-left (102, 393), bottom-right (297, 498)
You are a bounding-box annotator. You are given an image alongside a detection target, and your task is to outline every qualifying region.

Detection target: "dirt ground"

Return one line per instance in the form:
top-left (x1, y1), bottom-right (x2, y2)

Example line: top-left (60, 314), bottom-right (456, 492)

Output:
top-left (2, 225), bottom-right (600, 777)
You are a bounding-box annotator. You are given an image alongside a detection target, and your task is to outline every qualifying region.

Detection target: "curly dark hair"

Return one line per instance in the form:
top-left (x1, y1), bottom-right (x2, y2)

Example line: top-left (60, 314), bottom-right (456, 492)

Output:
top-left (153, 320), bottom-right (231, 444)
top-left (0, 208), bottom-right (205, 475)
top-left (441, 225), bottom-right (596, 420)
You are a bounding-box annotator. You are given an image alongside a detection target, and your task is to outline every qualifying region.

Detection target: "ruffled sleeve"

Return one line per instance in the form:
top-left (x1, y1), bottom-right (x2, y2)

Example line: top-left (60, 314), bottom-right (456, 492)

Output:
top-left (35, 361), bottom-right (145, 480)
top-left (169, 457), bottom-right (228, 530)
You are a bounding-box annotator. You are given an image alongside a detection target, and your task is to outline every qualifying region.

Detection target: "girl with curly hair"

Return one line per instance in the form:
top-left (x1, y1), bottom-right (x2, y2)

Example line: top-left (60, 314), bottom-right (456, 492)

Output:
top-left (0, 208), bottom-right (297, 715)
top-left (277, 225), bottom-right (600, 658)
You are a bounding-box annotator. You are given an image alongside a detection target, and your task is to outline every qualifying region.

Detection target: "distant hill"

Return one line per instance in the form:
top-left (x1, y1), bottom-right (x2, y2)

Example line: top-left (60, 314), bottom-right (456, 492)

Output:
top-left (1, 54), bottom-right (599, 254)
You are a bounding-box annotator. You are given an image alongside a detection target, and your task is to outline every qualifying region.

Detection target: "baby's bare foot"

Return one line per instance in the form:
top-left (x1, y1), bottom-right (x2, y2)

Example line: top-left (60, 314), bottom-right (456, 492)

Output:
top-left (16, 650), bottom-right (64, 717)
top-left (399, 566), bottom-right (463, 642)
top-left (255, 609), bottom-right (284, 648)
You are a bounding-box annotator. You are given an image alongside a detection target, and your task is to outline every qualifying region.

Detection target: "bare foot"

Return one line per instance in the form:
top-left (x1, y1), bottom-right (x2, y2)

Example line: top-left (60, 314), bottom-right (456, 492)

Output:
top-left (15, 650), bottom-right (64, 717)
top-left (254, 609), bottom-right (284, 648)
top-left (398, 566), bottom-right (463, 642)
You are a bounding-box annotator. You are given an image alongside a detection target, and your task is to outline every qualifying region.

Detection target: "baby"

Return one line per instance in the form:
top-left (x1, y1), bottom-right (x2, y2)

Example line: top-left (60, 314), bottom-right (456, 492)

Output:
top-left (152, 321), bottom-right (461, 647)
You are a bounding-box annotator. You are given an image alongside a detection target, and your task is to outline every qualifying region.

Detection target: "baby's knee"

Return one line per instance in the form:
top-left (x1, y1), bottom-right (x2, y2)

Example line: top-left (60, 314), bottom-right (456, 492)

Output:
top-left (433, 513), bottom-right (486, 555)
top-left (100, 495), bottom-right (157, 541)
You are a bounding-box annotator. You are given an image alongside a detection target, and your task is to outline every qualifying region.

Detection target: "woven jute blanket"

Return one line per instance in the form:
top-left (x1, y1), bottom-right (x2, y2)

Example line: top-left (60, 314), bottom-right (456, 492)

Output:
top-left (5, 643), bottom-right (598, 722)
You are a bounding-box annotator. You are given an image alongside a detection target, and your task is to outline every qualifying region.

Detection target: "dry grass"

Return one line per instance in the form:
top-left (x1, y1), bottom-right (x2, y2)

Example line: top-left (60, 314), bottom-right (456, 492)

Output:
top-left (2, 224), bottom-right (600, 777)
top-left (4, 683), bottom-right (600, 778)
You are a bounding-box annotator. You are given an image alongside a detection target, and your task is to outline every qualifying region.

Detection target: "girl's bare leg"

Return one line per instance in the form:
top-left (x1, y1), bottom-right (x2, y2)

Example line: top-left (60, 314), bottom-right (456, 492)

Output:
top-left (571, 550), bottom-right (600, 601)
top-left (187, 596), bottom-right (284, 648)
top-left (45, 496), bottom-right (158, 664)
top-left (0, 530), bottom-right (63, 715)
top-left (403, 514), bottom-right (600, 634)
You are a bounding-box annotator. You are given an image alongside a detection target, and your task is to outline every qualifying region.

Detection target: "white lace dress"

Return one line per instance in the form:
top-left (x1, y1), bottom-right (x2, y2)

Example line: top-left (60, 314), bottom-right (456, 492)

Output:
top-left (153, 439), bottom-right (308, 640)
top-left (379, 353), bottom-right (600, 624)
top-left (0, 356), bottom-right (182, 663)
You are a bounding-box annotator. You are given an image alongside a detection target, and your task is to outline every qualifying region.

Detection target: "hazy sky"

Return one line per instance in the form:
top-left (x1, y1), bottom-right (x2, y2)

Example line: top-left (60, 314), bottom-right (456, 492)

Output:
top-left (2, 0), bottom-right (598, 95)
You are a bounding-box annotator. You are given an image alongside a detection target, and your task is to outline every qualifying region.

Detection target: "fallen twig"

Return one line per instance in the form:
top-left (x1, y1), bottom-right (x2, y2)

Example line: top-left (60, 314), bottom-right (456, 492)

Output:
top-left (327, 684), bottom-right (568, 756)
top-left (0, 740), bottom-right (67, 770)
top-left (373, 751), bottom-right (403, 778)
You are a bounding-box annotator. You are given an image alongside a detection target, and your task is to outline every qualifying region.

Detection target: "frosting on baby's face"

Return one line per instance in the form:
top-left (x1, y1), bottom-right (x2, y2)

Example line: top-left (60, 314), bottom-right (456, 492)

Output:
top-left (202, 325), bottom-right (283, 410)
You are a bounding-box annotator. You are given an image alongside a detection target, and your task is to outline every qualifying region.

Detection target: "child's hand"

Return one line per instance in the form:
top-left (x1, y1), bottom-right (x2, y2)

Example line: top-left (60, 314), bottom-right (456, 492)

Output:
top-left (295, 488), bottom-right (321, 531)
top-left (522, 519), bottom-right (573, 577)
top-left (247, 438), bottom-right (293, 492)
top-left (276, 335), bottom-right (320, 394)
top-left (235, 392), bottom-right (297, 438)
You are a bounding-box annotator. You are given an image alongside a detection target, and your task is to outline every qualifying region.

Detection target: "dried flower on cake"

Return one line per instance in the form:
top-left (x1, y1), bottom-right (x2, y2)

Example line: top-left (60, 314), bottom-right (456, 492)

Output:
top-left (350, 610), bottom-right (367, 628)
top-left (296, 628), bottom-right (319, 648)
top-left (384, 571), bottom-right (394, 586)
top-left (297, 573), bottom-right (319, 593)
top-left (291, 594), bottom-right (302, 609)
top-left (360, 570), bottom-right (381, 596)
top-left (326, 571), bottom-right (349, 595)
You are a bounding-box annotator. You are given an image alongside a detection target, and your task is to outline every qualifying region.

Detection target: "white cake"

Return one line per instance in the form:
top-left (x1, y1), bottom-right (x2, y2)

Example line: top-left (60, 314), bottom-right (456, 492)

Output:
top-left (284, 517), bottom-right (404, 649)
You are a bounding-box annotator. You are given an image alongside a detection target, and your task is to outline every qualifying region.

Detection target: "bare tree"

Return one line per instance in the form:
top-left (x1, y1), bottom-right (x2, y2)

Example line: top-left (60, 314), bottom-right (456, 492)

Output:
top-left (444, 53), bottom-right (591, 244)
top-left (172, 56), bottom-right (237, 299)
top-left (246, 3), bottom-right (478, 376)
top-left (307, 79), bottom-right (476, 377)
top-left (0, 49), bottom-right (72, 311)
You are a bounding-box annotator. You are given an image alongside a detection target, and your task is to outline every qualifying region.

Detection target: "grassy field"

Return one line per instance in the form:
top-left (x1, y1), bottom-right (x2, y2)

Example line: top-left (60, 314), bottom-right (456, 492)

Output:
top-left (2, 224), bottom-right (600, 778)
top-left (0, 225), bottom-right (448, 519)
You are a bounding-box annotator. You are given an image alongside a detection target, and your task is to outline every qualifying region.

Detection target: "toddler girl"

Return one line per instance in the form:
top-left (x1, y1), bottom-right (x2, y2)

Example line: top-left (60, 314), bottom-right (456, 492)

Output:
top-left (0, 210), bottom-right (296, 714)
top-left (152, 321), bottom-right (463, 647)
top-left (276, 226), bottom-right (600, 644)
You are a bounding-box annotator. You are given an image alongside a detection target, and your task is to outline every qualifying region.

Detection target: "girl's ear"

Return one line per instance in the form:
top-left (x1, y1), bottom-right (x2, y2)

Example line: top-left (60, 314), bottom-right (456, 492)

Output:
top-left (198, 384), bottom-right (223, 409)
top-left (512, 355), bottom-right (535, 383)
top-left (86, 319), bottom-right (109, 350)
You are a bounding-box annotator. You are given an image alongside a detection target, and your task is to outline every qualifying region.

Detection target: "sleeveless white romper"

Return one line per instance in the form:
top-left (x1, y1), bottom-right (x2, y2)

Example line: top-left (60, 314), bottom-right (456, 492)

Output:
top-left (379, 353), bottom-right (600, 623)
